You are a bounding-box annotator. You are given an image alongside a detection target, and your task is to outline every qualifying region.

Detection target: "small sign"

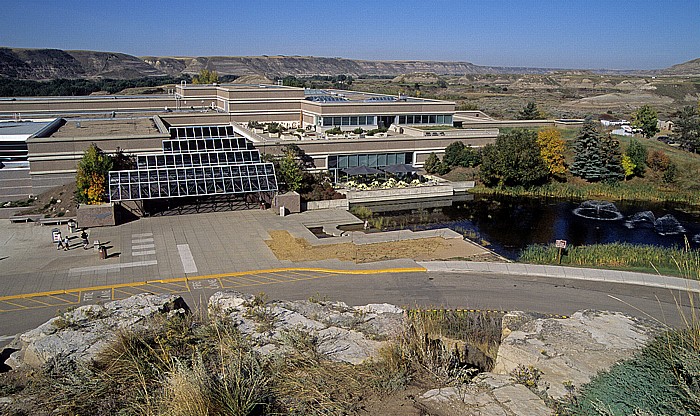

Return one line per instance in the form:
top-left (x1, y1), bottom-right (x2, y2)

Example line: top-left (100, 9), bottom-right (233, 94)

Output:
top-left (555, 239), bottom-right (567, 249)
top-left (52, 228), bottom-right (61, 242)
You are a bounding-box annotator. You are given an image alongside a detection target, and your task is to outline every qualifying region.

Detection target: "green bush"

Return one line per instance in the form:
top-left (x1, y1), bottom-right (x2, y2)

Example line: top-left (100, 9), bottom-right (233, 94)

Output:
top-left (567, 331), bottom-right (700, 415)
top-left (326, 126), bottom-right (343, 135)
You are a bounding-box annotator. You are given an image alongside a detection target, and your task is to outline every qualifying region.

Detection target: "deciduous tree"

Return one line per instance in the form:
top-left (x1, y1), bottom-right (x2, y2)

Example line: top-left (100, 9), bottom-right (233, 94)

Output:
top-left (632, 104), bottom-right (659, 138)
top-left (621, 155), bottom-right (635, 180)
top-left (536, 128), bottom-right (566, 175)
top-left (192, 69), bottom-right (219, 84)
top-left (76, 144), bottom-right (113, 204)
top-left (480, 129), bottom-right (548, 187)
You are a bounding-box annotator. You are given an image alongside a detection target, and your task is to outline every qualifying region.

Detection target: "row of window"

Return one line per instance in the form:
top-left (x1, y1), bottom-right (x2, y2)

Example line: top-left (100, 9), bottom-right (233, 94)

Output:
top-left (328, 152), bottom-right (413, 170)
top-left (137, 151), bottom-right (261, 169)
top-left (108, 165), bottom-right (277, 201)
top-left (398, 114), bottom-right (452, 125)
top-left (169, 125), bottom-right (236, 140)
top-left (162, 137), bottom-right (251, 153)
top-left (321, 115), bottom-right (376, 127)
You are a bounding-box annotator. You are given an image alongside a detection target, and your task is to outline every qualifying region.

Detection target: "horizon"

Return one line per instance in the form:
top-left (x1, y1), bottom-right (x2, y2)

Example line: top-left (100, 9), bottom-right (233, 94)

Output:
top-left (1, 0), bottom-right (699, 71)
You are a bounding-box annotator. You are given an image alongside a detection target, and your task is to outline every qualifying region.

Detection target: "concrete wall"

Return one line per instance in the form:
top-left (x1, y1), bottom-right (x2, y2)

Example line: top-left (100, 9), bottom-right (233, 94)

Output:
top-left (305, 198), bottom-right (349, 210)
top-left (0, 97), bottom-right (177, 117)
top-left (345, 185), bottom-right (455, 204)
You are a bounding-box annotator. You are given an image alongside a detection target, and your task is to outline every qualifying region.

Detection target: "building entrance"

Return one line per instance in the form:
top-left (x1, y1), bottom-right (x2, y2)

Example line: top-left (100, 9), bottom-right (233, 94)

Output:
top-left (377, 115), bottom-right (396, 128)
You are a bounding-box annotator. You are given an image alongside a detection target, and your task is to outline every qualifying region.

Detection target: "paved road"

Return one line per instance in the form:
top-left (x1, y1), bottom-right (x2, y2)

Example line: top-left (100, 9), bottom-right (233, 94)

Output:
top-left (1, 269), bottom-right (694, 348)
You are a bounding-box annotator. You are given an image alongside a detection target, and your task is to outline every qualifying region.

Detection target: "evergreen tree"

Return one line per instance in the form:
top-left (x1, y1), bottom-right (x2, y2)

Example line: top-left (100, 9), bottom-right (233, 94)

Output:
top-left (570, 119), bottom-right (606, 181)
top-left (443, 141), bottom-right (465, 167)
top-left (600, 134), bottom-right (624, 183)
top-left (423, 152), bottom-right (441, 174)
top-left (674, 105), bottom-right (700, 153)
top-left (517, 102), bottom-right (544, 120)
top-left (626, 139), bottom-right (647, 177)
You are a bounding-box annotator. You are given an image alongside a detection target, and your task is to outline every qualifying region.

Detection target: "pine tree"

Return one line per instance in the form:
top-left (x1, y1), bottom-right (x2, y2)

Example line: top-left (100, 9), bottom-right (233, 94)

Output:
top-left (626, 139), bottom-right (647, 177)
top-left (517, 102), bottom-right (544, 120)
top-left (570, 119), bottom-right (606, 181)
top-left (600, 134), bottom-right (624, 183)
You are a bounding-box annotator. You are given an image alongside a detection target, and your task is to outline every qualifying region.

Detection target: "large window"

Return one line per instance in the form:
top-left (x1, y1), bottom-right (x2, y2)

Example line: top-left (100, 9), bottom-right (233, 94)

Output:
top-left (397, 114), bottom-right (453, 125)
top-left (320, 115), bottom-right (376, 127)
top-left (327, 152), bottom-right (413, 169)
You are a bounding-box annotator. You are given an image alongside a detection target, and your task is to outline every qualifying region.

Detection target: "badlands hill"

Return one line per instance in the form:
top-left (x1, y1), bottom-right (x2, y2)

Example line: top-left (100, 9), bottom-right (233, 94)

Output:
top-left (3, 47), bottom-right (696, 81)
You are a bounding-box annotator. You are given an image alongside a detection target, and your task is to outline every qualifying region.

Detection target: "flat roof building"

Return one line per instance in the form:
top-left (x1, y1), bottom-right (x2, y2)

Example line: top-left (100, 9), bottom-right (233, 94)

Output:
top-left (0, 84), bottom-right (504, 203)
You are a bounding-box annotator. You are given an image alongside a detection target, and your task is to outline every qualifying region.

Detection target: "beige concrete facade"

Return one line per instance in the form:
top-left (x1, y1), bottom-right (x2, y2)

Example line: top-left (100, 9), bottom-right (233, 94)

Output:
top-left (1, 85), bottom-right (497, 198)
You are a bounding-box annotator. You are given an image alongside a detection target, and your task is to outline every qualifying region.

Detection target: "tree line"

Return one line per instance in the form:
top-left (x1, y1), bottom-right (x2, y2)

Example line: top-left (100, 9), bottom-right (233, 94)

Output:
top-left (0, 76), bottom-right (189, 97)
top-left (424, 118), bottom-right (679, 188)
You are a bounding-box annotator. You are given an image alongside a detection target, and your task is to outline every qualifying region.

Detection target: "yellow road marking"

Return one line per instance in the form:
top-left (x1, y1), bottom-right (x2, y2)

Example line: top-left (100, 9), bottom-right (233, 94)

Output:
top-left (0, 267), bottom-right (427, 312)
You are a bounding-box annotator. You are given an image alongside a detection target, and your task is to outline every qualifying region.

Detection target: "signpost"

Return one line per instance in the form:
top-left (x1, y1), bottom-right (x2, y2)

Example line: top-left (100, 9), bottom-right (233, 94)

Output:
top-left (555, 239), bottom-right (567, 264)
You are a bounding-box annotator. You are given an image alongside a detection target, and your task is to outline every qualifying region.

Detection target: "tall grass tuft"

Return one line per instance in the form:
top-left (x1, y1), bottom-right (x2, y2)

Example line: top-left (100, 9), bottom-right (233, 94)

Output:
top-left (520, 242), bottom-right (700, 278)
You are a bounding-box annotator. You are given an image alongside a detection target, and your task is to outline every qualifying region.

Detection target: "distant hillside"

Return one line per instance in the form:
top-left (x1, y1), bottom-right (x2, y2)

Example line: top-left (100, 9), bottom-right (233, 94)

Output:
top-left (1, 47), bottom-right (698, 80)
top-left (654, 58), bottom-right (700, 76)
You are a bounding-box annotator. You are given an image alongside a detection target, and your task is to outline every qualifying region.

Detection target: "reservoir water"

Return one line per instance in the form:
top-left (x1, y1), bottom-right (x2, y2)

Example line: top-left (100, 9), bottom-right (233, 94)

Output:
top-left (365, 195), bottom-right (700, 260)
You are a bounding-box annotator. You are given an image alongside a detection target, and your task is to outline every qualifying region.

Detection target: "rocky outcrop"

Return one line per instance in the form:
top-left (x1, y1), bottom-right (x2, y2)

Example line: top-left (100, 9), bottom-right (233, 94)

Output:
top-left (494, 310), bottom-right (663, 399)
top-left (3, 289), bottom-right (665, 416)
top-left (5, 293), bottom-right (188, 369)
top-left (418, 310), bottom-right (663, 415)
top-left (208, 291), bottom-right (403, 364)
top-left (418, 373), bottom-right (552, 416)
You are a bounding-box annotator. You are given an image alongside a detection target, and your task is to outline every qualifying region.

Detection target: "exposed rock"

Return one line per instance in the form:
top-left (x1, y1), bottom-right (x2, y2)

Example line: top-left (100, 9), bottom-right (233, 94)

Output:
top-left (417, 373), bottom-right (550, 416)
top-left (208, 290), bottom-right (404, 364)
top-left (5, 293), bottom-right (188, 369)
top-left (493, 310), bottom-right (663, 399)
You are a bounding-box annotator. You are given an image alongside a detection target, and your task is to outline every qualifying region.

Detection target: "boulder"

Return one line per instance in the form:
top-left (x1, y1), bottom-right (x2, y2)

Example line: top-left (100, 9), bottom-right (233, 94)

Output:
top-left (417, 373), bottom-right (551, 416)
top-left (208, 290), bottom-right (404, 364)
top-left (493, 310), bottom-right (663, 399)
top-left (6, 293), bottom-right (188, 369)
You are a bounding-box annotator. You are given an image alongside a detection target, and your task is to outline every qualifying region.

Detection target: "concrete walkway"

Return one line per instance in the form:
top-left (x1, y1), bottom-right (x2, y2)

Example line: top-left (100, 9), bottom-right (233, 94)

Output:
top-left (419, 261), bottom-right (700, 293)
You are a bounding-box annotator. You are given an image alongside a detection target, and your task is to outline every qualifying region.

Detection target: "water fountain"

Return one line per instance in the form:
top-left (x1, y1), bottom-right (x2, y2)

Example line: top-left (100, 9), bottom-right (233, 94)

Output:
top-left (572, 200), bottom-right (624, 221)
top-left (625, 211), bottom-right (656, 229)
top-left (654, 214), bottom-right (686, 236)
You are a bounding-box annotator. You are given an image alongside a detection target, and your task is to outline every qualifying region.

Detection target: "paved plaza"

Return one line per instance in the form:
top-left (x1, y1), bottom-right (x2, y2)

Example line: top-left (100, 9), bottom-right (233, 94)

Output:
top-left (0, 208), bottom-right (422, 298)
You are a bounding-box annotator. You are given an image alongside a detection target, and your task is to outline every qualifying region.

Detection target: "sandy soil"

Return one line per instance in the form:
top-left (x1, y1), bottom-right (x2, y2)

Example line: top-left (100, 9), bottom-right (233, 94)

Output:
top-left (265, 230), bottom-right (499, 263)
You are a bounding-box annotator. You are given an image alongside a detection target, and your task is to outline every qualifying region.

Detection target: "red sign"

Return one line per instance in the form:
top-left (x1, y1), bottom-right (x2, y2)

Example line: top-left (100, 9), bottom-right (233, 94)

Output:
top-left (555, 239), bottom-right (567, 249)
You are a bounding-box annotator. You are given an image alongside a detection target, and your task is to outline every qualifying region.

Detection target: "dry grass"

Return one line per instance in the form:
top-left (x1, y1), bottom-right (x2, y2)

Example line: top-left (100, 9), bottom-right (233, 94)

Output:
top-left (264, 229), bottom-right (489, 263)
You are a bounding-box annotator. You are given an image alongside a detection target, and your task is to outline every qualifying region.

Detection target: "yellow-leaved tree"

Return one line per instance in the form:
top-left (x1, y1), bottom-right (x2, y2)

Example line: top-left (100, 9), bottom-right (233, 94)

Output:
top-left (536, 127), bottom-right (566, 176)
top-left (621, 155), bottom-right (636, 180)
top-left (76, 144), bottom-right (113, 205)
top-left (192, 69), bottom-right (219, 84)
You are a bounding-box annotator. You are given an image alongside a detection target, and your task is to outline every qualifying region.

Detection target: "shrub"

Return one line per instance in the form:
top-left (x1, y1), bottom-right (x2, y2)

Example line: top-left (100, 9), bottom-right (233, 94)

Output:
top-left (647, 149), bottom-right (670, 172)
top-left (567, 331), bottom-right (700, 415)
top-left (326, 126), bottom-right (343, 135)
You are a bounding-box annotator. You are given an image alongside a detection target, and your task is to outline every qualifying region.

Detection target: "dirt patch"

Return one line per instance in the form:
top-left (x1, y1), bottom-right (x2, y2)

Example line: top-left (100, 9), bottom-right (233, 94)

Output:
top-left (18, 182), bottom-right (79, 218)
top-left (265, 230), bottom-right (497, 263)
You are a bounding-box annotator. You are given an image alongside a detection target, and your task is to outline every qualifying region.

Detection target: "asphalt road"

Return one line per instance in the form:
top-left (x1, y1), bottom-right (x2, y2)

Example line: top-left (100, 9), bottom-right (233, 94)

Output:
top-left (1, 270), bottom-right (694, 349)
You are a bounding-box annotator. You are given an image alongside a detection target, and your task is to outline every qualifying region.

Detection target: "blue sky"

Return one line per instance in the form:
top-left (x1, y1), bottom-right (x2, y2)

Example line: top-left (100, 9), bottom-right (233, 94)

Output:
top-left (1, 0), bottom-right (698, 70)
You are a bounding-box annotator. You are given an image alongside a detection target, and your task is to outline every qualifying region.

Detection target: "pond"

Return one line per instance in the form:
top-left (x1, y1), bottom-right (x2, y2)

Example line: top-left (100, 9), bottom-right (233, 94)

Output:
top-left (364, 195), bottom-right (700, 260)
